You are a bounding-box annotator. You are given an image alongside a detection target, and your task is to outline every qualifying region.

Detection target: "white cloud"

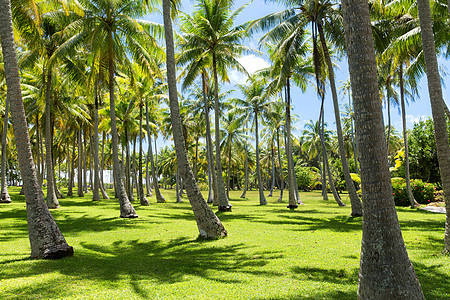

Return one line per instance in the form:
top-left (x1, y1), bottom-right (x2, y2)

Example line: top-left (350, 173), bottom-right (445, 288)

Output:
top-left (406, 114), bottom-right (427, 127)
top-left (229, 54), bottom-right (271, 85)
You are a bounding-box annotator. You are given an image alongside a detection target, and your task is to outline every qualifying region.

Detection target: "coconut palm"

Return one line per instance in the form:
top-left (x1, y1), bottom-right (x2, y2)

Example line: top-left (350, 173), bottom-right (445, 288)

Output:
top-left (341, 0), bottom-right (424, 297)
top-left (162, 0), bottom-right (227, 238)
top-left (0, 0), bottom-right (73, 259)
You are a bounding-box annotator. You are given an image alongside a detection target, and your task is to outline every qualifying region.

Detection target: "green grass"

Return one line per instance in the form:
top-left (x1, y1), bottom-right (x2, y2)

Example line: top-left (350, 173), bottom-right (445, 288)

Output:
top-left (0, 187), bottom-right (448, 299)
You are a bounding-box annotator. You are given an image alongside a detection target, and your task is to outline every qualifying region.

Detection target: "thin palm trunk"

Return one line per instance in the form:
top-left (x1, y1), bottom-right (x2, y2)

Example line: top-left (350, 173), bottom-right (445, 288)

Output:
top-left (285, 80), bottom-right (297, 209)
top-left (276, 129), bottom-right (284, 202)
top-left (269, 144), bottom-right (275, 197)
top-left (45, 70), bottom-right (59, 209)
top-left (0, 0), bottom-right (73, 258)
top-left (163, 0), bottom-right (227, 238)
top-left (77, 129), bottom-right (83, 197)
top-left (318, 22), bottom-right (362, 216)
top-left (0, 94), bottom-right (11, 203)
top-left (212, 53), bottom-right (231, 211)
top-left (132, 137), bottom-right (139, 203)
top-left (139, 105), bottom-right (149, 206)
top-left (67, 136), bottom-right (75, 197)
top-left (417, 0), bottom-right (450, 253)
top-left (240, 122), bottom-right (249, 198)
top-left (227, 145), bottom-right (231, 199)
top-left (255, 112), bottom-right (267, 205)
top-left (176, 170), bottom-right (182, 202)
top-left (83, 130), bottom-right (88, 193)
top-left (342, 1), bottom-right (424, 297)
top-left (145, 103), bottom-right (165, 203)
top-left (92, 83), bottom-right (100, 201)
top-left (108, 30), bottom-right (137, 218)
top-left (399, 64), bottom-right (417, 208)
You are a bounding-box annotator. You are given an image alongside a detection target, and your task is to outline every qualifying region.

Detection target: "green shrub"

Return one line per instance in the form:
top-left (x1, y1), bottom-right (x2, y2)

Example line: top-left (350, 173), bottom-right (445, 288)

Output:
top-left (295, 166), bottom-right (320, 191)
top-left (391, 178), bottom-right (435, 206)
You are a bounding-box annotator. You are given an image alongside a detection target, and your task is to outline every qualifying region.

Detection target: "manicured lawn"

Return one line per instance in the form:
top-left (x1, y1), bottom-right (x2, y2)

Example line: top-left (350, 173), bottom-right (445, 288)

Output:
top-left (0, 187), bottom-right (448, 299)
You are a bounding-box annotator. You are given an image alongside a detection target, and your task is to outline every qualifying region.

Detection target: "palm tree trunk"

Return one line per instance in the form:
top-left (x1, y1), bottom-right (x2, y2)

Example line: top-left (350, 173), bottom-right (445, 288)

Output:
top-left (269, 143), bottom-right (275, 197)
top-left (319, 100), bottom-right (345, 206)
top-left (67, 136), bottom-right (75, 196)
top-left (35, 115), bottom-right (42, 187)
top-left (132, 137), bottom-right (139, 203)
top-left (0, 94), bottom-right (11, 203)
top-left (92, 83), bottom-right (100, 201)
top-left (318, 21), bottom-right (362, 216)
top-left (145, 103), bottom-right (166, 203)
top-left (77, 129), bottom-right (84, 197)
top-left (107, 31), bottom-right (137, 218)
top-left (417, 0), bottom-right (450, 253)
top-left (227, 145), bottom-right (232, 199)
top-left (139, 105), bottom-right (149, 205)
top-left (212, 53), bottom-right (231, 211)
top-left (342, 0), bottom-right (424, 297)
top-left (386, 87), bottom-right (391, 160)
top-left (176, 170), bottom-right (182, 202)
top-left (0, 0), bottom-right (73, 258)
top-left (285, 80), bottom-right (297, 209)
top-left (255, 112), bottom-right (267, 205)
top-left (399, 64), bottom-right (418, 208)
top-left (276, 129), bottom-right (284, 202)
top-left (163, 0), bottom-right (227, 238)
top-left (83, 130), bottom-right (88, 193)
top-left (125, 128), bottom-right (135, 202)
top-left (45, 70), bottom-right (59, 209)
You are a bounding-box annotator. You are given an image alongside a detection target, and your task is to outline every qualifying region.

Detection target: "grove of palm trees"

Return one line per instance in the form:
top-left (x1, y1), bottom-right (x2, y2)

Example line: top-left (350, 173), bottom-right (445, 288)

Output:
top-left (0, 0), bottom-right (449, 298)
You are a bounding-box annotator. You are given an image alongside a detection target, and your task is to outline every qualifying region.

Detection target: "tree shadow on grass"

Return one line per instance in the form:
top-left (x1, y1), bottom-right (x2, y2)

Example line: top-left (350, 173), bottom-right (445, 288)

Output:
top-left (259, 290), bottom-right (355, 300)
top-left (413, 261), bottom-right (450, 300)
top-left (2, 238), bottom-right (283, 299)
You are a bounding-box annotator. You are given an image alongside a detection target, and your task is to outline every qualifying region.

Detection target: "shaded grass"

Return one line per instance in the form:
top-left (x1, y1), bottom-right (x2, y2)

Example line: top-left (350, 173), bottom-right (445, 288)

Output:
top-left (0, 187), bottom-right (448, 299)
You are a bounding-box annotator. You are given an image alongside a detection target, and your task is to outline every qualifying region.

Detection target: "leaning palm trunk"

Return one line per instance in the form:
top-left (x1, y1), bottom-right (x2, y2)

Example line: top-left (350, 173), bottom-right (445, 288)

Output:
top-left (417, 0), bottom-right (450, 253)
top-left (45, 70), bottom-right (59, 209)
top-left (107, 32), bottom-right (137, 218)
top-left (399, 65), bottom-right (418, 208)
top-left (0, 0), bottom-right (73, 258)
top-left (145, 103), bottom-right (165, 203)
top-left (318, 21), bottom-right (362, 216)
top-left (0, 94), bottom-right (11, 203)
top-left (212, 52), bottom-right (231, 210)
top-left (285, 80), bottom-right (297, 209)
top-left (319, 101), bottom-right (345, 206)
top-left (255, 113), bottom-right (267, 205)
top-left (342, 0), bottom-right (424, 297)
top-left (163, 0), bottom-right (227, 238)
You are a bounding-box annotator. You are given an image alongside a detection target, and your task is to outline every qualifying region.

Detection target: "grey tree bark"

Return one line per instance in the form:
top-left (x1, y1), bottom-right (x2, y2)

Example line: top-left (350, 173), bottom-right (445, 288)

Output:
top-left (163, 0), bottom-right (227, 238)
top-left (318, 21), bottom-right (362, 216)
top-left (276, 129), bottom-right (284, 202)
top-left (45, 71), bottom-right (59, 209)
top-left (145, 103), bottom-right (166, 203)
top-left (138, 105), bottom-right (149, 205)
top-left (240, 122), bottom-right (249, 199)
top-left (77, 129), bottom-right (84, 197)
top-left (0, 93), bottom-right (10, 203)
top-left (92, 82), bottom-right (100, 201)
top-left (255, 111), bottom-right (267, 205)
top-left (285, 80), bottom-right (297, 209)
top-left (0, 0), bottom-right (73, 259)
top-left (67, 136), bottom-right (75, 196)
top-left (341, 0), bottom-right (424, 297)
top-left (417, 0), bottom-right (450, 253)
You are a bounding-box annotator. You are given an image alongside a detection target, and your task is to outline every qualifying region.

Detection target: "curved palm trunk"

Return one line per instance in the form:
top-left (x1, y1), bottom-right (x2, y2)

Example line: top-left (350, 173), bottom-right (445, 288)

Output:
top-left (163, 0), bottom-right (227, 238)
top-left (255, 113), bottom-right (267, 205)
top-left (108, 32), bottom-right (137, 218)
top-left (342, 1), bottom-right (424, 297)
top-left (417, 0), bottom-right (450, 253)
top-left (138, 105), bottom-right (149, 206)
top-left (145, 103), bottom-right (166, 203)
top-left (276, 129), bottom-right (284, 202)
top-left (212, 53), bottom-right (231, 211)
top-left (92, 83), bottom-right (100, 201)
top-left (1, 94), bottom-right (11, 203)
top-left (45, 70), bottom-right (59, 209)
top-left (319, 101), bottom-right (345, 206)
top-left (318, 22), bottom-right (362, 216)
top-left (0, 0), bottom-right (73, 258)
top-left (399, 65), bottom-right (417, 208)
top-left (285, 81), bottom-right (297, 209)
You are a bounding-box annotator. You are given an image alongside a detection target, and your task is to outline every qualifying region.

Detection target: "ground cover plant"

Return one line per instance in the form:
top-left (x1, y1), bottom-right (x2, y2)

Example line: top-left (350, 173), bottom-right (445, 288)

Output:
top-left (0, 187), bottom-right (449, 299)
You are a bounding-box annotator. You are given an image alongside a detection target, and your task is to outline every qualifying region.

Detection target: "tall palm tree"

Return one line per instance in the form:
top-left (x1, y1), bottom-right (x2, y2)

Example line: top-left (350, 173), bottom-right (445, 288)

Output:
top-left (235, 75), bottom-right (273, 205)
top-left (0, 0), bottom-right (73, 259)
top-left (162, 0), bottom-right (227, 238)
top-left (178, 0), bottom-right (250, 211)
top-left (341, 0), bottom-right (424, 297)
top-left (0, 93), bottom-right (11, 203)
top-left (416, 0), bottom-right (450, 253)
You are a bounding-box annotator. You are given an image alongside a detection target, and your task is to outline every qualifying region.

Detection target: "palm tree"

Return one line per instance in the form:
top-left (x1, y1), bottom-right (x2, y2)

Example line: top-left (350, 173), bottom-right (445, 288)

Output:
top-left (341, 0), bottom-right (424, 297)
top-left (235, 75), bottom-right (273, 205)
top-left (177, 0), bottom-right (250, 211)
top-left (0, 0), bottom-right (73, 259)
top-left (416, 0), bottom-right (450, 253)
top-left (162, 0), bottom-right (227, 238)
top-left (0, 94), bottom-right (11, 203)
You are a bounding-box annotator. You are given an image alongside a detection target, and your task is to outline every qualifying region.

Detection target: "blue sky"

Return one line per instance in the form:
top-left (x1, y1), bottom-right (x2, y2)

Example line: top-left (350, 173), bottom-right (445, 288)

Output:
top-left (150, 0), bottom-right (449, 148)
